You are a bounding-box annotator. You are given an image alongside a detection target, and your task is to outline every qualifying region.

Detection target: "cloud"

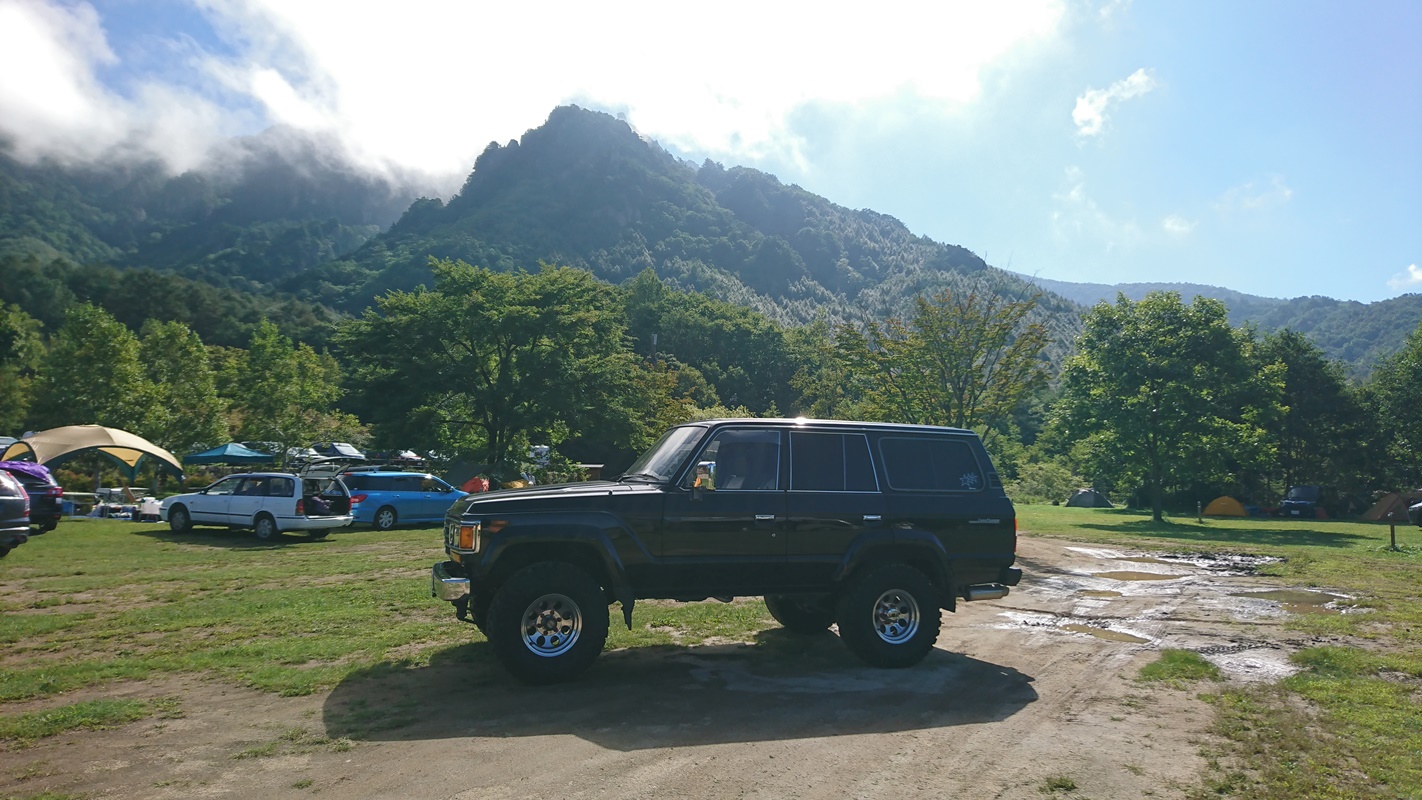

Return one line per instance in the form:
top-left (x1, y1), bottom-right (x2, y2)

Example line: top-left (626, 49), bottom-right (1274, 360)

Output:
top-left (1050, 165), bottom-right (1143, 252)
top-left (1388, 263), bottom-right (1422, 292)
top-left (0, 0), bottom-right (1067, 180)
top-left (1162, 214), bottom-right (1196, 237)
top-left (1215, 175), bottom-right (1293, 213)
top-left (1072, 67), bottom-right (1156, 137)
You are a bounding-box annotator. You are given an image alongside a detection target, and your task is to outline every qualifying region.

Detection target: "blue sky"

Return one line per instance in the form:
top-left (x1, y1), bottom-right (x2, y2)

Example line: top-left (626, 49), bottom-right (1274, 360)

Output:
top-left (0, 0), bottom-right (1417, 302)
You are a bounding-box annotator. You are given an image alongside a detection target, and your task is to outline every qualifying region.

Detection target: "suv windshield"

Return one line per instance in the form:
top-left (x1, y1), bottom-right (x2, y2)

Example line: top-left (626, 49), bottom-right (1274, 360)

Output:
top-left (620, 425), bottom-right (708, 482)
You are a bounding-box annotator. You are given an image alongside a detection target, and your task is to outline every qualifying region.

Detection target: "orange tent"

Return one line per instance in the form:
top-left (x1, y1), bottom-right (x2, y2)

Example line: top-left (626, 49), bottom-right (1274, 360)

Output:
top-left (1202, 496), bottom-right (1247, 517)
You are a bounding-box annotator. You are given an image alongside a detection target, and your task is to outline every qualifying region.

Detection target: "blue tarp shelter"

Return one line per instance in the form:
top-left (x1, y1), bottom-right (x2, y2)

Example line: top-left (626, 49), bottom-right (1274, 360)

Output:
top-left (182, 442), bottom-right (276, 466)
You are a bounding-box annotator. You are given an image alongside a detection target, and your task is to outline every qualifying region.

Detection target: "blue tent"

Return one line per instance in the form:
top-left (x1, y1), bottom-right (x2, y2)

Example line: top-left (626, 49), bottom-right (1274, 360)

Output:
top-left (182, 442), bottom-right (276, 465)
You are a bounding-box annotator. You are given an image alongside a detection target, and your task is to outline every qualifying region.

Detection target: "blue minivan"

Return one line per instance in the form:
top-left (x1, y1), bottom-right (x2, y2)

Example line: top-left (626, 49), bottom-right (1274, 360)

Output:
top-left (341, 471), bottom-right (467, 530)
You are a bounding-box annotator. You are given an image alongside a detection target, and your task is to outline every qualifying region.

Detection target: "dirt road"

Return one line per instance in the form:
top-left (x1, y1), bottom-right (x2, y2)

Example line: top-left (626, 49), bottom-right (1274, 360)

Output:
top-left (0, 534), bottom-right (1349, 799)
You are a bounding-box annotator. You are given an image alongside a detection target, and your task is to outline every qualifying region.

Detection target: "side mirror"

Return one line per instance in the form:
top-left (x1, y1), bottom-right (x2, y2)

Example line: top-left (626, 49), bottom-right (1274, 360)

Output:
top-left (690, 461), bottom-right (716, 500)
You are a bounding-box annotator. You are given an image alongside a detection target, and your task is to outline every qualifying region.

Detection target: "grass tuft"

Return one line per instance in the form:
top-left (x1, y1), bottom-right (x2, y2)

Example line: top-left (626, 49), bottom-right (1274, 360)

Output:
top-left (1139, 649), bottom-right (1222, 684)
top-left (0, 698), bottom-right (157, 746)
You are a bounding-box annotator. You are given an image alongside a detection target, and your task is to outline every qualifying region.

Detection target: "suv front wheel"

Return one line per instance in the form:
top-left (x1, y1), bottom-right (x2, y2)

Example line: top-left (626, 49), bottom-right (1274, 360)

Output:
top-left (835, 564), bottom-right (941, 668)
top-left (487, 562), bottom-right (609, 685)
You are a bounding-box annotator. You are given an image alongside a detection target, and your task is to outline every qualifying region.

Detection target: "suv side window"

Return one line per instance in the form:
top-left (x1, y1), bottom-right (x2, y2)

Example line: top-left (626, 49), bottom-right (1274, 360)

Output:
top-left (878, 436), bottom-right (984, 492)
top-left (791, 431), bottom-right (877, 492)
top-left (696, 428), bottom-right (781, 491)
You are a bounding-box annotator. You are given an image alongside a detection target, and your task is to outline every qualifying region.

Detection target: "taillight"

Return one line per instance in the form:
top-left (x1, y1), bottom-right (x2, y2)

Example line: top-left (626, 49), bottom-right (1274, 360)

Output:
top-left (350, 494), bottom-right (368, 504)
top-left (295, 499), bottom-right (305, 515)
top-left (46, 486), bottom-right (63, 497)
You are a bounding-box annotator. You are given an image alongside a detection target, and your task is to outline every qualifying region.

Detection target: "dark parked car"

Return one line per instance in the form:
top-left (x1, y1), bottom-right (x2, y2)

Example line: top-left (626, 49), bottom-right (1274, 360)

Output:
top-left (432, 418), bottom-right (1020, 684)
top-left (0, 461), bottom-right (63, 533)
top-left (1277, 484), bottom-right (1323, 518)
top-left (0, 469), bottom-right (31, 557)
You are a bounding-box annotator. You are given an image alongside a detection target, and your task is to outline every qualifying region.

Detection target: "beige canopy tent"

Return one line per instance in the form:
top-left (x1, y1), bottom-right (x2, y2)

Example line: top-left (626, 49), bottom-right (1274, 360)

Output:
top-left (1, 425), bottom-right (184, 480)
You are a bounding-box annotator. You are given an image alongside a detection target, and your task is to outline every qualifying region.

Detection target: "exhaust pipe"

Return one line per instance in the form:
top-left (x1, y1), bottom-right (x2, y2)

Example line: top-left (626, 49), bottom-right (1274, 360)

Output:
top-left (965, 584), bottom-right (1010, 601)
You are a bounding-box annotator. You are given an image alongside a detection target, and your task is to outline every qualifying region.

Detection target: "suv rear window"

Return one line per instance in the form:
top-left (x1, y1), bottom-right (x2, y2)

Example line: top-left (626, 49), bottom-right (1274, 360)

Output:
top-left (878, 436), bottom-right (984, 492)
top-left (791, 431), bottom-right (877, 492)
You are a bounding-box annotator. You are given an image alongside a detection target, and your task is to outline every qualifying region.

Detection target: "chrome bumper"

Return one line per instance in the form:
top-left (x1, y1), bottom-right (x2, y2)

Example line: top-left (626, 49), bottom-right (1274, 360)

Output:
top-left (431, 561), bottom-right (470, 602)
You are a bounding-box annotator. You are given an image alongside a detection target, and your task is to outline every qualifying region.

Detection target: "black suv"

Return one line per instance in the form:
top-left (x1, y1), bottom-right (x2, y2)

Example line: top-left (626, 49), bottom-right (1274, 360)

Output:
top-left (432, 418), bottom-right (1020, 683)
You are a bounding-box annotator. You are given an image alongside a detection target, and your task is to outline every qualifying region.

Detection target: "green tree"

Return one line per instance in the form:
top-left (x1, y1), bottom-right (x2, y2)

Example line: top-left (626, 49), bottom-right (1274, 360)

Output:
top-left (339, 259), bottom-right (651, 472)
top-left (138, 320), bottom-right (228, 457)
top-left (829, 289), bottom-right (1050, 441)
top-left (29, 303), bottom-right (151, 432)
top-left (1369, 320), bottom-right (1422, 489)
top-left (0, 303), bottom-right (44, 433)
top-left (1254, 329), bottom-right (1371, 505)
top-left (231, 320), bottom-right (359, 463)
top-left (1053, 292), bottom-right (1282, 522)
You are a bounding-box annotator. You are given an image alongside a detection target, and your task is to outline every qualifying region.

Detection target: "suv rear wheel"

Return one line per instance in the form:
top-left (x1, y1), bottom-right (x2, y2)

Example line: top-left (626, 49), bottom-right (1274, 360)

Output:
top-left (487, 562), bottom-right (609, 685)
top-left (764, 594), bottom-right (835, 634)
top-left (835, 564), bottom-right (941, 668)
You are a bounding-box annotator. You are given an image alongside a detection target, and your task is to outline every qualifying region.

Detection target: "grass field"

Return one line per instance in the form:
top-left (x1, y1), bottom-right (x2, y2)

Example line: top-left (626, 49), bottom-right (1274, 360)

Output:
top-left (1018, 505), bottom-right (1422, 799)
top-left (1, 510), bottom-right (1419, 798)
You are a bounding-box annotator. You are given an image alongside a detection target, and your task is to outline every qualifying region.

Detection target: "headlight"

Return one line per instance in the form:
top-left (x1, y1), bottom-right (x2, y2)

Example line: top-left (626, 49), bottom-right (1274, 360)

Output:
top-left (457, 522), bottom-right (479, 551)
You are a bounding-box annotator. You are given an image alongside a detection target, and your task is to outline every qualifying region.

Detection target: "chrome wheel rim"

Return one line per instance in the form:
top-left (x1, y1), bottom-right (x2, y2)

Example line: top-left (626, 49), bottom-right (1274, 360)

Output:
top-left (520, 593), bottom-right (582, 657)
top-left (872, 589), bottom-right (920, 644)
top-left (377, 510), bottom-right (394, 528)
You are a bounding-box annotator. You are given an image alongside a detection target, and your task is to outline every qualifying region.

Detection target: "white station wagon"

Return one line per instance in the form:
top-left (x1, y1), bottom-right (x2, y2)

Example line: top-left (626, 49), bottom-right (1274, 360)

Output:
top-left (160, 471), bottom-right (353, 540)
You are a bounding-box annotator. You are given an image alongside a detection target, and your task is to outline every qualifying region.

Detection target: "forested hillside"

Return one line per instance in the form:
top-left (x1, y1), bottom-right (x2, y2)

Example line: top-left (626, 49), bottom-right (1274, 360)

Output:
top-left (1, 104), bottom-right (1417, 375)
top-left (1026, 276), bottom-right (1422, 376)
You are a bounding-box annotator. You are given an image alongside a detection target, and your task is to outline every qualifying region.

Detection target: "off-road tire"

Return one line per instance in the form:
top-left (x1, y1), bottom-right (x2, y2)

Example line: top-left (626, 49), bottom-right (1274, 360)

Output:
top-left (486, 562), bottom-right (609, 685)
top-left (169, 505), bottom-right (192, 533)
top-left (764, 594), bottom-right (836, 633)
top-left (373, 506), bottom-right (397, 531)
top-left (253, 513), bottom-right (279, 541)
top-left (835, 564), bottom-right (941, 668)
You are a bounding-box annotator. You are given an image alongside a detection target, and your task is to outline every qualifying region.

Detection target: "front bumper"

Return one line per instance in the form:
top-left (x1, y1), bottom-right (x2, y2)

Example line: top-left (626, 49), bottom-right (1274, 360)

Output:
top-left (432, 560), bottom-right (470, 601)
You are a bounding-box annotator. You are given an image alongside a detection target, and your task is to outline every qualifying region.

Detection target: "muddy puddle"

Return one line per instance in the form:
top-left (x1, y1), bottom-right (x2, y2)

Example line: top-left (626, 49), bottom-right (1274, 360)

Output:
top-left (1230, 589), bottom-right (1345, 615)
top-left (1061, 624), bottom-right (1150, 644)
top-left (999, 541), bottom-right (1343, 683)
top-left (1092, 571), bottom-right (1185, 581)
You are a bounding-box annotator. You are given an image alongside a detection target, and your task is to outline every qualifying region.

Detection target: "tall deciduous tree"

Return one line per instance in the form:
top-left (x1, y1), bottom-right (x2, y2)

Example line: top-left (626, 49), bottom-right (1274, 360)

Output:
top-left (138, 320), bottom-right (228, 457)
top-left (1369, 320), bottom-right (1422, 489)
top-left (231, 320), bottom-right (359, 463)
top-left (1053, 292), bottom-right (1282, 522)
top-left (338, 259), bottom-right (651, 472)
top-left (29, 303), bottom-right (151, 432)
top-left (1254, 329), bottom-right (1370, 504)
top-left (830, 289), bottom-right (1050, 441)
top-left (0, 303), bottom-right (43, 433)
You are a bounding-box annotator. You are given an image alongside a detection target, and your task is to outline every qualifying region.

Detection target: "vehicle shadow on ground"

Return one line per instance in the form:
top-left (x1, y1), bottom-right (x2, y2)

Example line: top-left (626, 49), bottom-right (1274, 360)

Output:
top-left (129, 525), bottom-right (333, 549)
top-left (322, 630), bottom-right (1038, 749)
